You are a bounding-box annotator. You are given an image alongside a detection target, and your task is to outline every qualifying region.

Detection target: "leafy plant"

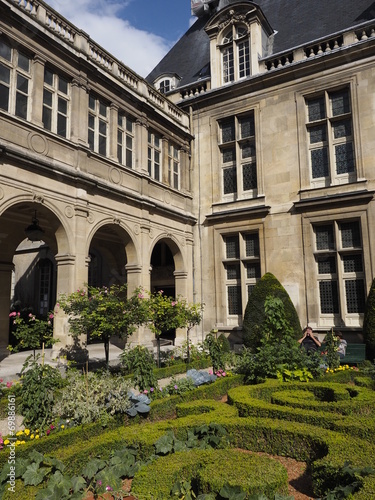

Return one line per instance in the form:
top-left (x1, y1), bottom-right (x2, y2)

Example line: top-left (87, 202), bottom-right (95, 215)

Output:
top-left (324, 329), bottom-right (340, 370)
top-left (321, 461), bottom-right (375, 499)
top-left (242, 273), bottom-right (302, 350)
top-left (363, 277), bottom-right (375, 362)
top-left (204, 330), bottom-right (227, 372)
top-left (8, 310), bottom-right (58, 358)
top-left (126, 392), bottom-right (151, 417)
top-left (120, 344), bottom-right (158, 391)
top-left (276, 366), bottom-right (313, 382)
top-left (19, 355), bottom-right (63, 429)
top-left (59, 284), bottom-right (149, 368)
top-left (53, 369), bottom-right (132, 425)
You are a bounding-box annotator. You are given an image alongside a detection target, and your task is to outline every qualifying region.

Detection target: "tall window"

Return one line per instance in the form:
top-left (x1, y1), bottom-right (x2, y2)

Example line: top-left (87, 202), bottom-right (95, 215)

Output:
top-left (0, 39), bottom-right (31, 119)
top-left (223, 232), bottom-right (260, 316)
top-left (43, 67), bottom-right (69, 137)
top-left (219, 112), bottom-right (257, 197)
top-left (148, 131), bottom-right (161, 181)
top-left (117, 113), bottom-right (134, 168)
top-left (38, 259), bottom-right (52, 315)
top-left (168, 144), bottom-right (180, 189)
top-left (306, 87), bottom-right (356, 186)
top-left (221, 25), bottom-right (250, 84)
top-left (88, 94), bottom-right (108, 156)
top-left (314, 220), bottom-right (365, 323)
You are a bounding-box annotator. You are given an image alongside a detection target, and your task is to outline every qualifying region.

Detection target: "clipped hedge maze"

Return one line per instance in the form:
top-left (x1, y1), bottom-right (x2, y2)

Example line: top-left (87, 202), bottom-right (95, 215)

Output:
top-left (3, 377), bottom-right (375, 499)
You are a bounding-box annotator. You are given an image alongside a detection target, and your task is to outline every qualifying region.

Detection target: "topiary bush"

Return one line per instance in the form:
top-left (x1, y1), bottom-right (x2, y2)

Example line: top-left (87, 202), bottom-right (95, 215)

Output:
top-left (242, 273), bottom-right (302, 350)
top-left (363, 277), bottom-right (375, 362)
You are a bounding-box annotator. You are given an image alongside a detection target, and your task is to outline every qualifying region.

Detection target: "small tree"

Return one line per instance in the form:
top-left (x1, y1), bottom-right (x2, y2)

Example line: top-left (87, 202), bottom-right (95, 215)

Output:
top-left (146, 290), bottom-right (203, 367)
top-left (324, 328), bottom-right (340, 370)
top-left (8, 311), bottom-right (57, 359)
top-left (363, 277), bottom-right (375, 362)
top-left (59, 284), bottom-right (149, 368)
top-left (242, 272), bottom-right (302, 350)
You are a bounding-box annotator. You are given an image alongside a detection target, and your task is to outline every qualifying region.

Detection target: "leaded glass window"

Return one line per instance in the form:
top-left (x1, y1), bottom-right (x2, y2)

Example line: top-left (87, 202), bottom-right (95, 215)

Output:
top-left (306, 87), bottom-right (355, 184)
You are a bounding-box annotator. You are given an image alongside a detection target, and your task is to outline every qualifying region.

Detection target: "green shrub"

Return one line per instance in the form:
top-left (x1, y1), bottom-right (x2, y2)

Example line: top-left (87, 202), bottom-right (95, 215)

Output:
top-left (53, 369), bottom-right (132, 425)
top-left (363, 277), bottom-right (375, 362)
top-left (242, 273), bottom-right (302, 350)
top-left (120, 345), bottom-right (158, 391)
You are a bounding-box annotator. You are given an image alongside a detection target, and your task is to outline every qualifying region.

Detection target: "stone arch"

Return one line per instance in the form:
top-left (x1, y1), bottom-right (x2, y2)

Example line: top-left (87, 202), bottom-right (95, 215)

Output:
top-left (0, 197), bottom-right (70, 358)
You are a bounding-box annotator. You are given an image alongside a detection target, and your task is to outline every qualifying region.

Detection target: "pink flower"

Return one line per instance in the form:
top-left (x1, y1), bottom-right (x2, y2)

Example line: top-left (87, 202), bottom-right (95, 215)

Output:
top-left (208, 370), bottom-right (213, 375)
top-left (222, 372), bottom-right (227, 377)
top-left (138, 293), bottom-right (144, 299)
top-left (97, 480), bottom-right (102, 486)
top-left (106, 485), bottom-right (113, 491)
top-left (49, 313), bottom-right (54, 319)
top-left (171, 301), bottom-right (177, 306)
top-left (50, 424), bottom-right (55, 430)
top-left (143, 389), bottom-right (148, 394)
top-left (9, 312), bottom-right (16, 317)
top-left (46, 429), bottom-right (50, 435)
top-left (6, 381), bottom-right (12, 388)
top-left (28, 313), bottom-right (33, 317)
top-left (0, 379), bottom-right (3, 383)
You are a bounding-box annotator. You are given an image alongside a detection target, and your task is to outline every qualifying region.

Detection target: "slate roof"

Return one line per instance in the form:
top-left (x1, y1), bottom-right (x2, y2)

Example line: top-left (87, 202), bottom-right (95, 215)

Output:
top-left (146, 0), bottom-right (375, 90)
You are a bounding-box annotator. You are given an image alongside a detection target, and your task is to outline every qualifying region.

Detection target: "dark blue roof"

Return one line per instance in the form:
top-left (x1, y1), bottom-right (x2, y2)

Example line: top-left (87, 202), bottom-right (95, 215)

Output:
top-left (146, 0), bottom-right (375, 89)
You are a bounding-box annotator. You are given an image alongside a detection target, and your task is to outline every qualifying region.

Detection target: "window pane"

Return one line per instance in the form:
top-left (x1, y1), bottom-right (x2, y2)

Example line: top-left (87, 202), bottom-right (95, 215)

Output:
top-left (58, 97), bottom-right (67, 114)
top-left (88, 130), bottom-right (94, 150)
top-left (223, 46), bottom-right (234, 83)
top-left (246, 263), bottom-right (260, 279)
top-left (311, 147), bottom-right (329, 178)
top-left (228, 285), bottom-right (242, 314)
top-left (0, 40), bottom-right (11, 61)
top-left (319, 280), bottom-right (339, 313)
top-left (222, 147), bottom-right (235, 163)
top-left (245, 234), bottom-right (259, 257)
top-left (309, 125), bottom-right (327, 144)
top-left (333, 119), bottom-right (352, 139)
top-left (345, 279), bottom-right (365, 313)
top-left (16, 74), bottom-right (28, 93)
top-left (0, 83), bottom-right (9, 110)
top-left (241, 143), bottom-right (255, 159)
top-left (99, 102), bottom-right (107, 117)
top-left (238, 40), bottom-right (250, 78)
top-left (99, 119), bottom-right (106, 135)
top-left (99, 135), bottom-right (106, 155)
top-left (316, 225), bottom-right (334, 250)
top-left (226, 264), bottom-right (240, 279)
top-left (43, 88), bottom-right (52, 107)
top-left (126, 118), bottom-right (133, 133)
top-left (335, 143), bottom-right (354, 174)
top-left (243, 163), bottom-right (257, 190)
top-left (307, 97), bottom-right (325, 121)
top-left (225, 236), bottom-right (239, 259)
top-left (89, 95), bottom-right (95, 110)
top-left (223, 166), bottom-right (237, 194)
top-left (18, 52), bottom-right (30, 72)
top-left (57, 114), bottom-right (67, 137)
top-left (44, 68), bottom-right (54, 85)
top-left (43, 107), bottom-right (52, 130)
top-left (15, 92), bottom-right (27, 119)
top-left (343, 254), bottom-right (363, 273)
top-left (317, 256), bottom-right (336, 274)
top-left (126, 149), bottom-right (132, 168)
top-left (330, 89), bottom-right (350, 116)
top-left (88, 113), bottom-right (95, 129)
top-left (58, 77), bottom-right (68, 94)
top-left (0, 63), bottom-right (10, 84)
top-left (221, 119), bottom-right (235, 142)
top-left (340, 222), bottom-right (360, 248)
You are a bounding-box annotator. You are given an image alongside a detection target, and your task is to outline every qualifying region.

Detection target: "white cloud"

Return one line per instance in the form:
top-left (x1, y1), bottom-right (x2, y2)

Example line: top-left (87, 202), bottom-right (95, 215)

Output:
top-left (46, 0), bottom-right (172, 76)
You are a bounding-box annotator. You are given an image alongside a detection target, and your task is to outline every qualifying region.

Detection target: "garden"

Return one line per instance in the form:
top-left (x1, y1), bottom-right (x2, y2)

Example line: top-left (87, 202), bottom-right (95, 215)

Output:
top-left (1, 273), bottom-right (375, 499)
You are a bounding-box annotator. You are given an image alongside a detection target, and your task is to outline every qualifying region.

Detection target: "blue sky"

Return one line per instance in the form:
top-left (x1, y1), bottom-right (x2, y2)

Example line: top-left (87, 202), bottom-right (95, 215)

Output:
top-left (47, 0), bottom-right (196, 77)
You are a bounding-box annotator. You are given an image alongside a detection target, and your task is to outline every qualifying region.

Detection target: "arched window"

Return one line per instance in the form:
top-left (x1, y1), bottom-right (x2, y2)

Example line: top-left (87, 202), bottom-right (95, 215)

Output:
top-left (221, 25), bottom-right (250, 84)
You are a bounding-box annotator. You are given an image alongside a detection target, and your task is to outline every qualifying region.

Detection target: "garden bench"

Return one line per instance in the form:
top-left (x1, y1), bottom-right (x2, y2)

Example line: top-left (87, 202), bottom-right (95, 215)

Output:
top-left (340, 343), bottom-right (366, 365)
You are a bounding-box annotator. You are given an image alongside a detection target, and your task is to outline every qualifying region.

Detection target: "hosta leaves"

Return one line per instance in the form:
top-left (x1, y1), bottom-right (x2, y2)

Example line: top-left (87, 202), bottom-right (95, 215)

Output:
top-left (134, 402), bottom-right (151, 413)
top-left (219, 484), bottom-right (247, 500)
top-left (82, 458), bottom-right (106, 479)
top-left (23, 463), bottom-right (51, 486)
top-left (70, 475), bottom-right (87, 493)
top-left (155, 431), bottom-right (174, 455)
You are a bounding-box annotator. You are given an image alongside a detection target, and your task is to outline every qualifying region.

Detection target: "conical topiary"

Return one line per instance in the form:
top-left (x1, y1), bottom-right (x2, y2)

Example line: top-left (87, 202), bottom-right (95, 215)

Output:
top-left (242, 272), bottom-right (302, 350)
top-left (363, 277), bottom-right (375, 362)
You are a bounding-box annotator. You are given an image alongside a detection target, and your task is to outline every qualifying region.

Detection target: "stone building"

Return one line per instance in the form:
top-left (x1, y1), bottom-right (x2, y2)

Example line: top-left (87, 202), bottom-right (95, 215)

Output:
top-left (147, 0), bottom-right (375, 344)
top-left (1, 0), bottom-right (375, 357)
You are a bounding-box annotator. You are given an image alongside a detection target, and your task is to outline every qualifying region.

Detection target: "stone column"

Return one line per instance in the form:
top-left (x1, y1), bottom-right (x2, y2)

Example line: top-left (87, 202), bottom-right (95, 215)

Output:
top-left (174, 270), bottom-right (188, 346)
top-left (180, 146), bottom-right (190, 192)
top-left (0, 262), bottom-right (14, 360)
top-left (30, 55), bottom-right (46, 127)
top-left (135, 117), bottom-right (148, 174)
top-left (162, 136), bottom-right (169, 185)
top-left (70, 76), bottom-right (89, 146)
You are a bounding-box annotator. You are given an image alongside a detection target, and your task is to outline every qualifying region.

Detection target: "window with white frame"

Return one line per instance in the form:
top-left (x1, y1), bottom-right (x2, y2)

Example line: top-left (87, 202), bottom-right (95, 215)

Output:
top-left (117, 113), bottom-right (134, 168)
top-left (220, 25), bottom-right (250, 84)
top-left (43, 67), bottom-right (70, 138)
top-left (223, 232), bottom-right (260, 316)
top-left (219, 112), bottom-right (257, 198)
top-left (0, 38), bottom-right (31, 120)
top-left (38, 258), bottom-right (53, 315)
top-left (314, 220), bottom-right (365, 324)
top-left (306, 87), bottom-right (356, 186)
top-left (159, 79), bottom-right (171, 94)
top-left (88, 94), bottom-right (108, 156)
top-left (148, 130), bottom-right (161, 181)
top-left (168, 144), bottom-right (180, 189)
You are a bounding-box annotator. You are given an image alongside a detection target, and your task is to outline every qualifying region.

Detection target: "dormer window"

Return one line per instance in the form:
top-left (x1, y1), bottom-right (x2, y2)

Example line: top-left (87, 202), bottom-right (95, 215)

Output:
top-left (221, 25), bottom-right (250, 84)
top-left (159, 79), bottom-right (171, 94)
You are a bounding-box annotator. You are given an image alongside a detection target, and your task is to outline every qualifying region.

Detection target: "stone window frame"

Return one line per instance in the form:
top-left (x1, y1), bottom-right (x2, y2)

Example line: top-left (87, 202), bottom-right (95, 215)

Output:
top-left (42, 66), bottom-right (70, 138)
top-left (219, 24), bottom-right (250, 84)
top-left (0, 37), bottom-right (31, 120)
top-left (117, 112), bottom-right (134, 169)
